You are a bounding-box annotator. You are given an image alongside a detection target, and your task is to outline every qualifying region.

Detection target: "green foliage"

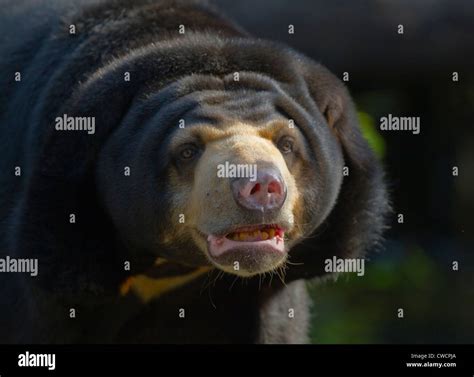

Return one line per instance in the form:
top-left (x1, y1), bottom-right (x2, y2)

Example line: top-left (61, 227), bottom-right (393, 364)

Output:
top-left (308, 245), bottom-right (474, 343)
top-left (358, 111), bottom-right (386, 159)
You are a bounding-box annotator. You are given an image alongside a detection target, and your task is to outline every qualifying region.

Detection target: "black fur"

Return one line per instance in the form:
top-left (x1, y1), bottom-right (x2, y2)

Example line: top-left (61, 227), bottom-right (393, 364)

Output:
top-left (0, 0), bottom-right (389, 343)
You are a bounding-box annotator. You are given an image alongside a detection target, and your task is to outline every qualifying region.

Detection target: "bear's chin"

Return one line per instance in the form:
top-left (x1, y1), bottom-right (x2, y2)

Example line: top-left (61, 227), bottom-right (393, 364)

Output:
top-left (206, 234), bottom-right (287, 276)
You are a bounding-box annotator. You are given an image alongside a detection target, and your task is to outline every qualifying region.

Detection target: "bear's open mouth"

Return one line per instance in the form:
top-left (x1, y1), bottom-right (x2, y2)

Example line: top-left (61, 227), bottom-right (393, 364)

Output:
top-left (207, 224), bottom-right (286, 258)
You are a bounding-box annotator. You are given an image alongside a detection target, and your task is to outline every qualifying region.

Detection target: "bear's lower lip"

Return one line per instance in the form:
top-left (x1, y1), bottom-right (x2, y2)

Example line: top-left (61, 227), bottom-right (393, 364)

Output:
top-left (207, 224), bottom-right (286, 258)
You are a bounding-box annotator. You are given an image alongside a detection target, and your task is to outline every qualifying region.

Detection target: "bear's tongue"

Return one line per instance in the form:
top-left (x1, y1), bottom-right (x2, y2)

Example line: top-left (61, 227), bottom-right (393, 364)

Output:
top-left (207, 225), bottom-right (285, 257)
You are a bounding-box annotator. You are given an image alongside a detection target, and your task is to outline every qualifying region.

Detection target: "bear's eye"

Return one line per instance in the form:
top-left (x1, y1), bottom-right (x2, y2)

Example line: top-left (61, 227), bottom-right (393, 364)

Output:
top-left (277, 136), bottom-right (294, 154)
top-left (178, 144), bottom-right (200, 161)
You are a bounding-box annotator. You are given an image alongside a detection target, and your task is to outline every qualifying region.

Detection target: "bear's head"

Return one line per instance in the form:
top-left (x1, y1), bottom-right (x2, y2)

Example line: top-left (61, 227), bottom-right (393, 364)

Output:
top-left (32, 36), bottom-right (388, 290)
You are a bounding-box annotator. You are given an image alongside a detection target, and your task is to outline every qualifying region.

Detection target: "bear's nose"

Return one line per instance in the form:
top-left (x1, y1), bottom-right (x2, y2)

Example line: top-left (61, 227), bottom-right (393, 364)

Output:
top-left (231, 167), bottom-right (287, 211)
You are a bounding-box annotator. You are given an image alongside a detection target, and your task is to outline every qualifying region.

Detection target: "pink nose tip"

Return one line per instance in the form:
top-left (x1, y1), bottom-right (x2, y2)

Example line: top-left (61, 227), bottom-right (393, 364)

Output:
top-left (231, 168), bottom-right (287, 211)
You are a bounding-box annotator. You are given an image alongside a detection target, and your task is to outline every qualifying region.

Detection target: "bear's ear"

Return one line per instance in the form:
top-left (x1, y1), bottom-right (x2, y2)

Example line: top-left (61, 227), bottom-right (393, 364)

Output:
top-left (286, 65), bottom-right (390, 281)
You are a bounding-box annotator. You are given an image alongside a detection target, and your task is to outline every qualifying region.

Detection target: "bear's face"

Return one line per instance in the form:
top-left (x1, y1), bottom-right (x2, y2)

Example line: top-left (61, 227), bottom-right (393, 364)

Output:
top-left (152, 85), bottom-right (345, 277)
top-left (168, 120), bottom-right (309, 276)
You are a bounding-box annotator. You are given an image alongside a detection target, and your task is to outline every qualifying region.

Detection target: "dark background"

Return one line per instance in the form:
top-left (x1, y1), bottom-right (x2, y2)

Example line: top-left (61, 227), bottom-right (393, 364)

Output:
top-left (218, 0), bottom-right (474, 343)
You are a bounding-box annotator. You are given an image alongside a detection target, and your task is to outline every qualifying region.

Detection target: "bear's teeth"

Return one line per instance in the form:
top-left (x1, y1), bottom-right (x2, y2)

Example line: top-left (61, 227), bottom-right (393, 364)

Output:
top-left (226, 227), bottom-right (281, 242)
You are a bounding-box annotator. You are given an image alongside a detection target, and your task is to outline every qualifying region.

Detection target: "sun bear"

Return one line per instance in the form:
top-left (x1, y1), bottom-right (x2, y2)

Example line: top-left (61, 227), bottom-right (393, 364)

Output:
top-left (0, 0), bottom-right (389, 343)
